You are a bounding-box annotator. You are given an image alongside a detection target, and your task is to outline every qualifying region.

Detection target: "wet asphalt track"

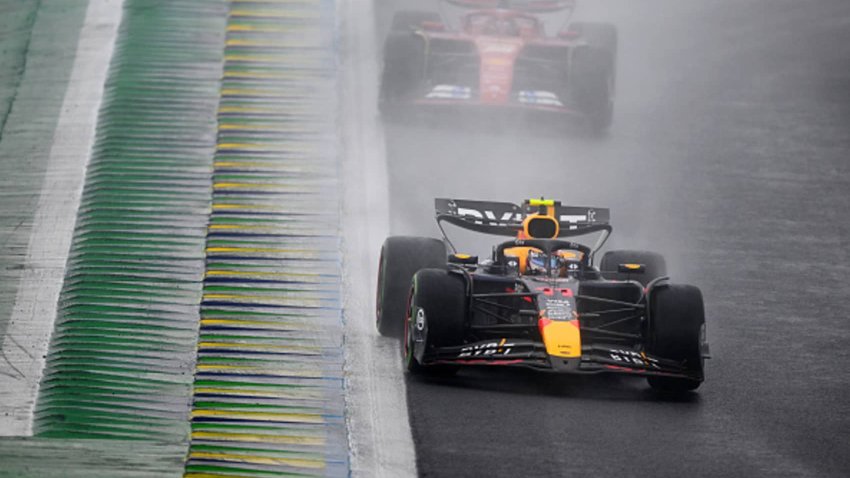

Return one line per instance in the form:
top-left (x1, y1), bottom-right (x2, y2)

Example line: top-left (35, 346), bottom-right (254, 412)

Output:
top-left (373, 1), bottom-right (850, 477)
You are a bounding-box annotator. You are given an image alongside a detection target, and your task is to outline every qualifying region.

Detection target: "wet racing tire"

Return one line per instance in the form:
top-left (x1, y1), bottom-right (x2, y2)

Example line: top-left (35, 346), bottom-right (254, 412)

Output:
top-left (600, 249), bottom-right (667, 286)
top-left (569, 22), bottom-right (618, 133)
top-left (380, 32), bottom-right (427, 112)
top-left (646, 284), bottom-right (706, 392)
top-left (571, 47), bottom-right (615, 133)
top-left (376, 236), bottom-right (446, 338)
top-left (404, 268), bottom-right (465, 374)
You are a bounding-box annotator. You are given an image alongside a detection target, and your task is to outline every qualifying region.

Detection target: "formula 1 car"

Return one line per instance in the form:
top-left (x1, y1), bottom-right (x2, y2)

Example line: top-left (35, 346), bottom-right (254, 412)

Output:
top-left (376, 198), bottom-right (709, 392)
top-left (380, 0), bottom-right (617, 132)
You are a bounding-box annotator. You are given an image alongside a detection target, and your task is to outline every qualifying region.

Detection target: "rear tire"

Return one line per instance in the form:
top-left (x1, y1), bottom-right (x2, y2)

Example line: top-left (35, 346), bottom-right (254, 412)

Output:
top-left (380, 33), bottom-right (427, 114)
top-left (571, 47), bottom-right (615, 133)
top-left (646, 284), bottom-right (706, 392)
top-left (600, 250), bottom-right (667, 287)
top-left (376, 237), bottom-right (446, 338)
top-left (568, 23), bottom-right (618, 134)
top-left (404, 269), bottom-right (466, 375)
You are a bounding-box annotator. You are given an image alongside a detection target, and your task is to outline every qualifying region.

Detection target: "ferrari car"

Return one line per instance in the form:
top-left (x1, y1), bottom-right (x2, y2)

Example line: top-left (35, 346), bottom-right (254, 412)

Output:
top-left (380, 0), bottom-right (618, 132)
top-left (376, 198), bottom-right (709, 392)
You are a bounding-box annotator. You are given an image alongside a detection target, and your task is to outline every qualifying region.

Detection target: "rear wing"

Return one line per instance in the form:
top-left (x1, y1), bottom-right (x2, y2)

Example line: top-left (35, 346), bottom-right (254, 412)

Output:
top-left (444, 0), bottom-right (576, 12)
top-left (435, 198), bottom-right (611, 237)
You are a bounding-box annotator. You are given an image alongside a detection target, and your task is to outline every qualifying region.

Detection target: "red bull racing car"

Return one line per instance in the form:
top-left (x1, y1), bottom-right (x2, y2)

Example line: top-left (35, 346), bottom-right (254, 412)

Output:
top-left (380, 0), bottom-right (618, 132)
top-left (376, 198), bottom-right (710, 392)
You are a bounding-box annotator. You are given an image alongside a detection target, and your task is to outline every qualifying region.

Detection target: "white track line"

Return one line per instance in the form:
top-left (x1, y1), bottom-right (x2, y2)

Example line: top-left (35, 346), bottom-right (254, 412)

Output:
top-left (0, 0), bottom-right (124, 436)
top-left (338, 0), bottom-right (418, 476)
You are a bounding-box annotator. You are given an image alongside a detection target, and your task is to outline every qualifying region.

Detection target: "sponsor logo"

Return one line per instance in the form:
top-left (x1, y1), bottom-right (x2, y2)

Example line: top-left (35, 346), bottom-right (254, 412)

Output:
top-left (480, 42), bottom-right (520, 54)
top-left (456, 207), bottom-right (522, 225)
top-left (543, 298), bottom-right (572, 321)
top-left (517, 90), bottom-right (564, 107)
top-left (426, 85), bottom-right (472, 100)
top-left (609, 349), bottom-right (661, 369)
top-left (459, 339), bottom-right (515, 358)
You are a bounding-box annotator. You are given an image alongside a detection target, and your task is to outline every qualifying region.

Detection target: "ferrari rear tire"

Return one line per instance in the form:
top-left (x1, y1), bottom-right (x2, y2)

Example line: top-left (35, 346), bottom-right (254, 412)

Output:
top-left (571, 47), bottom-right (615, 133)
top-left (376, 236), bottom-right (446, 338)
top-left (380, 33), bottom-right (427, 111)
top-left (599, 249), bottom-right (667, 286)
top-left (404, 269), bottom-right (465, 375)
top-left (569, 23), bottom-right (617, 134)
top-left (646, 284), bottom-right (706, 392)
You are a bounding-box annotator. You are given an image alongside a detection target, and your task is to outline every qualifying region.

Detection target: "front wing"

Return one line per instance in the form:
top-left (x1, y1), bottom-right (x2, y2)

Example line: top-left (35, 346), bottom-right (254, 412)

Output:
top-left (422, 339), bottom-right (702, 381)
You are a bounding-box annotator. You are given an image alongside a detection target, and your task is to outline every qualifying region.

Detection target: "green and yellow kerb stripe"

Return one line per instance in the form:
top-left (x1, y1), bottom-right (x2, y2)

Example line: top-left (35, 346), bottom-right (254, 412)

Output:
top-left (184, 0), bottom-right (347, 477)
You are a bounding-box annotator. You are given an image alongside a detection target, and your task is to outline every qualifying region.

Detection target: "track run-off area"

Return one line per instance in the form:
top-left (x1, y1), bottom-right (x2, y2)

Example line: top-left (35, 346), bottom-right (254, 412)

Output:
top-left (0, 0), bottom-right (849, 477)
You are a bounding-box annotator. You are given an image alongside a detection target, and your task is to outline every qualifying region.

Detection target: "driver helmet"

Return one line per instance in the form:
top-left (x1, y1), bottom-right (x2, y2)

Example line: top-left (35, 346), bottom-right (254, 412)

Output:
top-left (527, 250), bottom-right (561, 276)
top-left (528, 250), bottom-right (583, 277)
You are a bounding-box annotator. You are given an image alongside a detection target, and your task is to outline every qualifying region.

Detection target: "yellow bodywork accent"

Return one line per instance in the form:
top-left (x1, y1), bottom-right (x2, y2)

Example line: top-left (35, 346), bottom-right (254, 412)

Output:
top-left (529, 198), bottom-right (555, 207)
top-left (623, 263), bottom-right (642, 270)
top-left (540, 319), bottom-right (582, 358)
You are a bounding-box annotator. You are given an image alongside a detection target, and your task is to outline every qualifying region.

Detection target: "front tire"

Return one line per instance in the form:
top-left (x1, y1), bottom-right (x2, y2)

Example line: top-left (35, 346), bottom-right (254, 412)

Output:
top-left (404, 269), bottom-right (466, 375)
top-left (376, 236), bottom-right (446, 338)
top-left (646, 284), bottom-right (706, 392)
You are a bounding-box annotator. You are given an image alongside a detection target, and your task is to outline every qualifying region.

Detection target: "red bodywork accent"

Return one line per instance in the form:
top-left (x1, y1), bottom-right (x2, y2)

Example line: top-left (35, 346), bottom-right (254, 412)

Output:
top-left (605, 365), bottom-right (646, 374)
top-left (475, 37), bottom-right (523, 104)
top-left (536, 286), bottom-right (573, 297)
top-left (538, 317), bottom-right (552, 337)
top-left (416, 9), bottom-right (576, 109)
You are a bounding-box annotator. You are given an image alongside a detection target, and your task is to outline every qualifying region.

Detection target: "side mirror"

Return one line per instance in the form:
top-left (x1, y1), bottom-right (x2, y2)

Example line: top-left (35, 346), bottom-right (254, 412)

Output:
top-left (617, 263), bottom-right (646, 274)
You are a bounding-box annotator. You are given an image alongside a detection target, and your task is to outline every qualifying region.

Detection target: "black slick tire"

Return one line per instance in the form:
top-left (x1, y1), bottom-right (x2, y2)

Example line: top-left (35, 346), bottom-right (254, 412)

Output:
top-left (404, 269), bottom-right (465, 375)
top-left (600, 250), bottom-right (667, 286)
top-left (646, 284), bottom-right (706, 392)
top-left (376, 236), bottom-right (446, 338)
